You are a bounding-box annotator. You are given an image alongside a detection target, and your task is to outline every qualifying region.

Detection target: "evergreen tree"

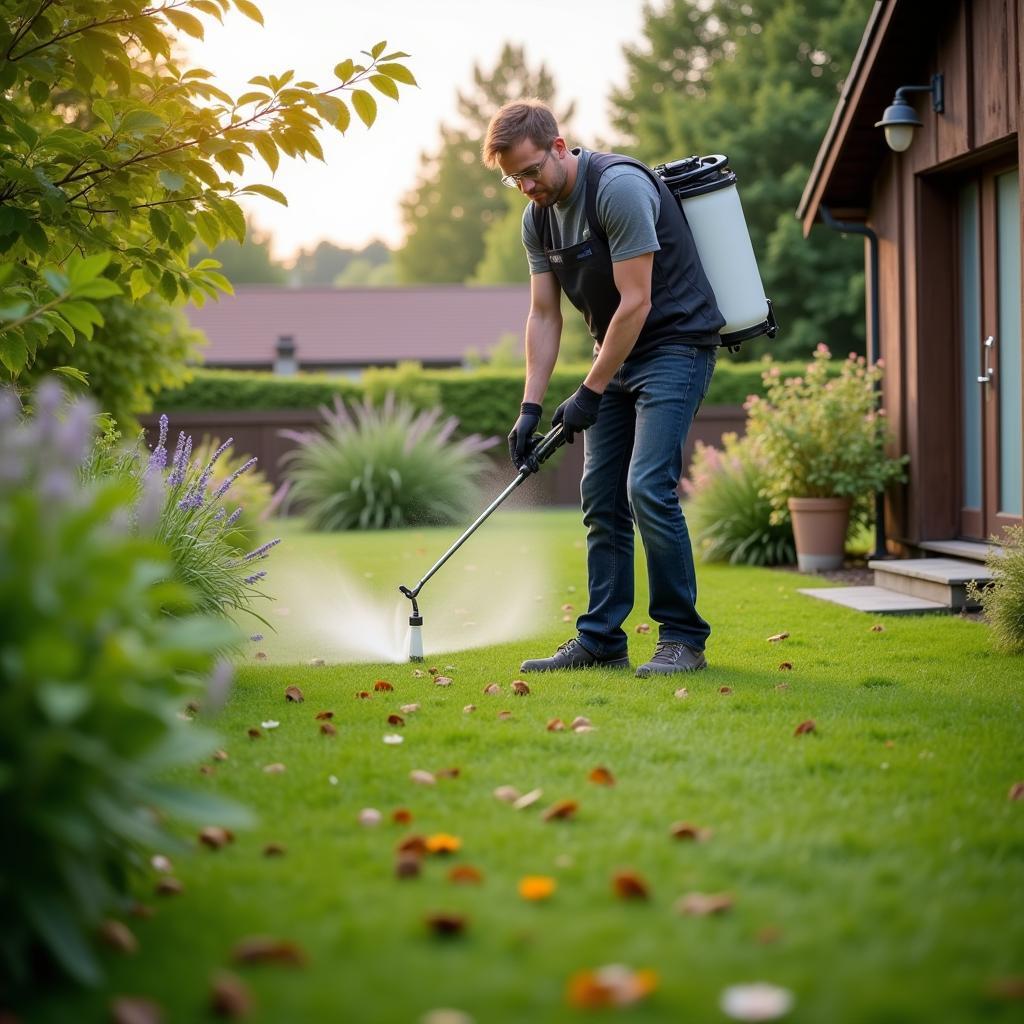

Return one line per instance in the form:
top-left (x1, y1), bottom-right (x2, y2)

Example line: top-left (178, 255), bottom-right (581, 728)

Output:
top-left (608, 0), bottom-right (873, 359)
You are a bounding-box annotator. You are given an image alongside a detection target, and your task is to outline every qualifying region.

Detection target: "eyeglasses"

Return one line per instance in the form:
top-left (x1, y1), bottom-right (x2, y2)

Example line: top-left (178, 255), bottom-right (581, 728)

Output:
top-left (500, 149), bottom-right (552, 188)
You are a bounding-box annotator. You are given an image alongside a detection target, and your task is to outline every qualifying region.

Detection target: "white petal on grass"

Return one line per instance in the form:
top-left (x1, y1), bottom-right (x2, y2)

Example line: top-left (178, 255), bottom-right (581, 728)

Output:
top-left (720, 983), bottom-right (795, 1021)
top-left (261, 720), bottom-right (280, 729)
top-left (383, 734), bottom-right (404, 745)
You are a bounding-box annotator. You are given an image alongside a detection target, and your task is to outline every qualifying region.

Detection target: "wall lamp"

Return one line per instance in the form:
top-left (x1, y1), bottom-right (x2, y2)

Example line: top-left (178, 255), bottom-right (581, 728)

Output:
top-left (875, 73), bottom-right (944, 152)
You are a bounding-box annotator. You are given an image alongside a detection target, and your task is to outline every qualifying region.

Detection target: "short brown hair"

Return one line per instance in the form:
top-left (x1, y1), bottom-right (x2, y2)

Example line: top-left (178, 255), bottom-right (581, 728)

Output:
top-left (481, 100), bottom-right (559, 168)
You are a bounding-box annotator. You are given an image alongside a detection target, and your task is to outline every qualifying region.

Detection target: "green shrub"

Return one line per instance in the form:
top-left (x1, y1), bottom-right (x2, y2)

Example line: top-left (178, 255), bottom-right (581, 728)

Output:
top-left (968, 526), bottom-right (1024, 652)
top-left (280, 394), bottom-right (498, 530)
top-left (682, 432), bottom-right (796, 566)
top-left (157, 369), bottom-right (362, 412)
top-left (361, 360), bottom-right (441, 409)
top-left (0, 380), bottom-right (248, 990)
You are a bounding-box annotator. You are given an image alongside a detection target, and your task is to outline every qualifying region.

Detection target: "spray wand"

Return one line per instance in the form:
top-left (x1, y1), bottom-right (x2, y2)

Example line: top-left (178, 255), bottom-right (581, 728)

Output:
top-left (398, 423), bottom-right (566, 660)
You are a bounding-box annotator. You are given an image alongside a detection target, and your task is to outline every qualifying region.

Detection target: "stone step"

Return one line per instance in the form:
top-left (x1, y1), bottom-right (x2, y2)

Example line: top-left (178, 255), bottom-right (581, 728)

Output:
top-left (868, 557), bottom-right (994, 611)
top-left (918, 539), bottom-right (1001, 563)
top-left (798, 586), bottom-right (949, 615)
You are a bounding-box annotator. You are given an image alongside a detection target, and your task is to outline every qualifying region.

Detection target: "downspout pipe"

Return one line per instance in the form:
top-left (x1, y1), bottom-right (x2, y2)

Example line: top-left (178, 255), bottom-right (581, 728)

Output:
top-left (817, 204), bottom-right (888, 561)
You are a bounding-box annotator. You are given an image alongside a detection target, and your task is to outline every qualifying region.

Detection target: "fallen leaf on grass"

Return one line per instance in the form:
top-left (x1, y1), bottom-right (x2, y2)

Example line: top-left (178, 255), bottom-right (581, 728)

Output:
top-left (320, 722), bottom-right (337, 737)
top-left (428, 666), bottom-right (439, 676)
top-left (374, 680), bottom-right (394, 692)
top-left (400, 703), bottom-right (421, 714)
top-left (263, 843), bottom-right (286, 857)
top-left (410, 769), bottom-right (436, 786)
top-left (588, 766), bottom-right (615, 786)
top-left (128, 903), bottom-right (154, 919)
top-left (562, 614), bottom-right (573, 622)
top-left (448, 864), bottom-right (484, 885)
top-left (767, 632), bottom-right (790, 643)
top-left (570, 716), bottom-right (592, 732)
top-left (774, 683), bottom-right (789, 692)
top-left (212, 750), bottom-right (229, 762)
top-left (497, 710), bottom-right (513, 720)
top-left (719, 982), bottom-right (794, 1021)
top-left (635, 623), bottom-right (651, 634)
top-left (262, 763), bottom-right (286, 774)
top-left (254, 652), bottom-right (268, 661)
top-left (612, 870), bottom-right (650, 900)
top-left (674, 688), bottom-right (689, 699)
top-left (383, 734), bottom-right (404, 745)
top-left (392, 808), bottom-right (413, 825)
top-left (425, 912), bottom-right (466, 937)
top-left (669, 821), bottom-right (712, 842)
top-left (209, 971), bottom-right (253, 1019)
top-left (110, 996), bottom-right (164, 1024)
top-left (541, 799), bottom-right (579, 822)
top-left (284, 685), bottom-right (304, 703)
top-left (562, 603), bottom-right (575, 612)
top-left (199, 765), bottom-right (216, 776)
top-left (412, 668), bottom-right (426, 678)
top-left (358, 809), bottom-right (382, 827)
top-left (308, 658), bottom-right (325, 667)
top-left (463, 704), bottom-right (476, 714)
top-left (755, 926), bottom-right (782, 945)
top-left (511, 680), bottom-right (531, 696)
top-left (513, 788), bottom-right (543, 810)
top-left (397, 835), bottom-right (428, 856)
top-left (426, 833), bottom-right (462, 855)
top-left (98, 920), bottom-right (138, 955)
top-left (986, 976), bottom-right (1024, 1000)
top-left (198, 826), bottom-right (234, 850)
top-left (395, 853), bottom-right (421, 879)
top-left (482, 683), bottom-right (501, 695)
top-left (436, 766), bottom-right (461, 779)
top-left (676, 891), bottom-right (734, 916)
top-left (870, 623), bottom-right (885, 633)
top-left (493, 785), bottom-right (520, 803)
top-left (231, 936), bottom-right (308, 967)
top-left (434, 676), bottom-right (453, 687)
top-left (387, 714), bottom-right (405, 727)
top-left (778, 662), bottom-right (793, 671)
top-left (247, 728), bottom-right (261, 740)
top-left (566, 965), bottom-right (658, 1009)
top-left (794, 720), bottom-right (816, 736)
top-left (518, 875), bottom-right (556, 901)
top-left (150, 854), bottom-right (173, 873)
top-left (155, 877), bottom-right (184, 897)
top-left (546, 718), bottom-right (566, 732)
top-left (260, 720), bottom-right (279, 730)
top-left (355, 691), bottom-right (371, 700)
top-left (1008, 781), bottom-right (1024, 801)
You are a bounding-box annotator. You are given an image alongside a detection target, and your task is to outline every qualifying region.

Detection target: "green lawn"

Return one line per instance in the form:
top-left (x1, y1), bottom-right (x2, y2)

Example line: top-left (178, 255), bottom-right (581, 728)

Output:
top-left (27, 511), bottom-right (1024, 1023)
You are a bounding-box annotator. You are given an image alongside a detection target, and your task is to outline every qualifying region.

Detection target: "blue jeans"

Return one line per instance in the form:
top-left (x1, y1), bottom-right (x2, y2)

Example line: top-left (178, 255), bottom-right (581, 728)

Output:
top-left (576, 344), bottom-right (717, 657)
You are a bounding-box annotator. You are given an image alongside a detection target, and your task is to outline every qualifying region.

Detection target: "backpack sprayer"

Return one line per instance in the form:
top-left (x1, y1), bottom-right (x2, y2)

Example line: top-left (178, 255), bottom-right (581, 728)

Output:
top-left (399, 423), bottom-right (565, 661)
top-left (398, 154), bottom-right (774, 661)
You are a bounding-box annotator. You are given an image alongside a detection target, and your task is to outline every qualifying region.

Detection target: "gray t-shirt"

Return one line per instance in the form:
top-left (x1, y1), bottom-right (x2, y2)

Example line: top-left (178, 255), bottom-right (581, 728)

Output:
top-left (522, 148), bottom-right (661, 274)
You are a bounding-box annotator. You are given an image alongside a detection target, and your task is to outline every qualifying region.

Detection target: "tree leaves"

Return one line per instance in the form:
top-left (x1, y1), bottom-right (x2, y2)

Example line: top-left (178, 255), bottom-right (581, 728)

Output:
top-left (233, 0), bottom-right (265, 26)
top-left (351, 89), bottom-right (377, 128)
top-left (239, 184), bottom-right (287, 206)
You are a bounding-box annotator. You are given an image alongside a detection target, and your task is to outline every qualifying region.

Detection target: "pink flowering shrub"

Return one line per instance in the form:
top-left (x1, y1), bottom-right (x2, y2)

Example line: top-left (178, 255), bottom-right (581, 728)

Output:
top-left (744, 344), bottom-right (907, 524)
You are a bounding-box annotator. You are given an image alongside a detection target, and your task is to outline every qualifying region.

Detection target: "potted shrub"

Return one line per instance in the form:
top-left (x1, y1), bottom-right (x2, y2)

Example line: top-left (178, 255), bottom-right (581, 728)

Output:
top-left (744, 344), bottom-right (907, 571)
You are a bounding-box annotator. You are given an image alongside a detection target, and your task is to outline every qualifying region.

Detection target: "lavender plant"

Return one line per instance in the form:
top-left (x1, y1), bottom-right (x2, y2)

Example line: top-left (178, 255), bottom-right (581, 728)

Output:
top-left (280, 393), bottom-right (499, 531)
top-left (0, 380), bottom-right (249, 990)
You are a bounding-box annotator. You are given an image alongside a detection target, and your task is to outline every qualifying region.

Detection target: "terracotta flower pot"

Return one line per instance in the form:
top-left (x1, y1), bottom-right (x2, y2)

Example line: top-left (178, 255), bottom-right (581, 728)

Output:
top-left (786, 496), bottom-right (852, 572)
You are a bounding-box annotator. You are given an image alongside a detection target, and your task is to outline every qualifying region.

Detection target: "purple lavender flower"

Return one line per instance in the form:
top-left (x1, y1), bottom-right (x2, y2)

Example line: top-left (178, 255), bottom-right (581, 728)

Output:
top-left (197, 437), bottom-right (234, 496)
top-left (243, 537), bottom-right (281, 562)
top-left (177, 487), bottom-right (204, 511)
top-left (170, 430), bottom-right (186, 470)
top-left (212, 456), bottom-right (257, 500)
top-left (226, 507), bottom-right (242, 527)
top-left (168, 433), bottom-right (193, 488)
top-left (156, 414), bottom-right (168, 450)
top-left (243, 570), bottom-right (267, 585)
top-left (250, 633), bottom-right (264, 642)
top-left (144, 443), bottom-right (167, 481)
top-left (213, 507), bottom-right (226, 521)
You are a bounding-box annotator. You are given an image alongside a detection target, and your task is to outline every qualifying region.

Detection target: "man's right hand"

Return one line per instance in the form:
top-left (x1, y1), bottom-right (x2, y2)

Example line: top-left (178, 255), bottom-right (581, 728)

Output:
top-left (508, 402), bottom-right (543, 469)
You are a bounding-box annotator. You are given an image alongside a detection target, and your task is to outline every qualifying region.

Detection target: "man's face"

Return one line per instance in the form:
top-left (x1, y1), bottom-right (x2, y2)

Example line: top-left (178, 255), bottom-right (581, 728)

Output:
top-left (496, 138), bottom-right (569, 207)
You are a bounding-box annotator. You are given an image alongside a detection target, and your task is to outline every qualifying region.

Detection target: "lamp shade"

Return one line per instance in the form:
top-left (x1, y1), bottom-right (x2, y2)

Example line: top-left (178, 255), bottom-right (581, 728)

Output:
top-left (875, 98), bottom-right (924, 152)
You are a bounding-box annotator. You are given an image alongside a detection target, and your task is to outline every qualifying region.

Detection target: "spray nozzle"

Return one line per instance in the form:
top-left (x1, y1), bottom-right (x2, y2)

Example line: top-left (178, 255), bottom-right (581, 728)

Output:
top-left (399, 585), bottom-right (422, 623)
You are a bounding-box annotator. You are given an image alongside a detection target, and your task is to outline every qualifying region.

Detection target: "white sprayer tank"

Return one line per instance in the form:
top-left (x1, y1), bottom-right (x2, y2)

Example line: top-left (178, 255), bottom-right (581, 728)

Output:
top-left (654, 154), bottom-right (776, 349)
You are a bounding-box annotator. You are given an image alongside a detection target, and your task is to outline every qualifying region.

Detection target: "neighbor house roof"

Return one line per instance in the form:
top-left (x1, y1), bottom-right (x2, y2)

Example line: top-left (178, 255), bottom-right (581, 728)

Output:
top-left (184, 285), bottom-right (530, 368)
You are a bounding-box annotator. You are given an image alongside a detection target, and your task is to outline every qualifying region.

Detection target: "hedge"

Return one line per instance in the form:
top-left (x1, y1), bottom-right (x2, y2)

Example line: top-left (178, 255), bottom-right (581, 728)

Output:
top-left (155, 358), bottom-right (827, 442)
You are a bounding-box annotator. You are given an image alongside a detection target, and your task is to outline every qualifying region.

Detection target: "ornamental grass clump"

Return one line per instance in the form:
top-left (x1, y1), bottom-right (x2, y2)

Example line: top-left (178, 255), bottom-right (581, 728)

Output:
top-left (281, 393), bottom-right (499, 530)
top-left (682, 432), bottom-right (796, 566)
top-left (968, 526), bottom-right (1024, 652)
top-left (0, 380), bottom-right (249, 991)
top-left (745, 344), bottom-right (908, 524)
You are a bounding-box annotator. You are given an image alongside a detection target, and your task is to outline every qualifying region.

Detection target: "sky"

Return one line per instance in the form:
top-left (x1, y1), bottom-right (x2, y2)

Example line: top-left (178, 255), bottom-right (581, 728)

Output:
top-left (184, 0), bottom-right (651, 261)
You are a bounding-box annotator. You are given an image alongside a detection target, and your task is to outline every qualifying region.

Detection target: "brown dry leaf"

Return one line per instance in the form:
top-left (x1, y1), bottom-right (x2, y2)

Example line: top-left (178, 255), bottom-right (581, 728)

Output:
top-left (870, 623), bottom-right (886, 633)
top-left (110, 996), bottom-right (164, 1024)
top-left (410, 769), bottom-right (436, 786)
top-left (395, 853), bottom-right (422, 879)
top-left (374, 680), bottom-right (394, 692)
top-left (767, 631), bottom-right (790, 643)
top-left (566, 965), bottom-right (659, 1009)
top-left (779, 661), bottom-right (793, 671)
top-left (775, 683), bottom-right (790, 692)
top-left (635, 623), bottom-right (651, 634)
top-left (547, 718), bottom-right (566, 732)
top-left (436, 766), bottom-right (461, 779)
top-left (448, 864), bottom-right (484, 885)
top-left (355, 691), bottom-right (371, 700)
top-left (262, 762), bottom-right (286, 774)
top-left (612, 870), bottom-right (650, 900)
top-left (320, 722), bottom-right (337, 737)
top-left (425, 912), bottom-right (466, 937)
top-left (513, 788), bottom-right (543, 810)
top-left (400, 703), bottom-right (421, 713)
top-left (397, 835), bottom-right (427, 855)
top-left (541, 799), bottom-right (579, 822)
top-left (155, 877), bottom-right (184, 897)
top-left (676, 891), bottom-right (734, 916)
top-left (199, 765), bottom-right (216, 776)
top-left (128, 903), bottom-right (154, 919)
top-left (212, 750), bottom-right (229, 762)
top-left (392, 808), bottom-right (413, 825)
top-left (231, 936), bottom-right (308, 967)
top-left (669, 821), bottom-right (713, 842)
top-left (387, 714), bottom-right (405, 727)
top-left (254, 652), bottom-right (268, 661)
top-left (511, 680), bottom-right (531, 696)
top-left (884, 739), bottom-right (895, 748)
top-left (482, 683), bottom-right (501, 695)
top-left (314, 710), bottom-right (334, 720)
top-left (561, 603), bottom-right (575, 612)
top-left (588, 766), bottom-right (615, 787)
top-left (98, 919), bottom-right (138, 955)
top-left (198, 826), bottom-right (234, 850)
top-left (1009, 781), bottom-right (1024, 801)
top-left (428, 666), bottom-right (439, 676)
top-left (794, 719), bottom-right (816, 736)
top-left (497, 710), bottom-right (513, 720)
top-left (463, 704), bottom-right (476, 714)
top-left (209, 971), bottom-right (253, 1019)
top-left (434, 676), bottom-right (453, 687)
top-left (284, 685), bottom-right (304, 703)
top-left (493, 785), bottom-right (521, 803)
top-left (986, 976), bottom-right (1024, 1001)
top-left (263, 843), bottom-right (286, 857)
top-left (719, 686), bottom-right (733, 695)
top-left (247, 728), bottom-right (261, 740)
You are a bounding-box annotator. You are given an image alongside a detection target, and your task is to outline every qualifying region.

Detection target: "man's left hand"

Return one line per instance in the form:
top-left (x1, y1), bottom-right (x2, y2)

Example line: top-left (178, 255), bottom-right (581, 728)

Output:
top-left (551, 384), bottom-right (602, 444)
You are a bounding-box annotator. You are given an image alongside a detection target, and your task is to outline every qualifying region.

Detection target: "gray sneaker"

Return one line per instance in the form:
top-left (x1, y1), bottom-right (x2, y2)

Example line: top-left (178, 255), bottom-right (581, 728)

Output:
top-left (635, 641), bottom-right (707, 678)
top-left (520, 637), bottom-right (631, 673)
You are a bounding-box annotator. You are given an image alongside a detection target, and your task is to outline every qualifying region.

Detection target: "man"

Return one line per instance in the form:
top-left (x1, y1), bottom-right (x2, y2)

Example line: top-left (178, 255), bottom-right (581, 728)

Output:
top-left (482, 99), bottom-right (725, 678)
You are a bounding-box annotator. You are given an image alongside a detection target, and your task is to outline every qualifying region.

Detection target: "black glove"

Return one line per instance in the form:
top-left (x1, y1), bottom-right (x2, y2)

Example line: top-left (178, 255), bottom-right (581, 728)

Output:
top-left (508, 401), bottom-right (542, 469)
top-left (551, 384), bottom-right (602, 444)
